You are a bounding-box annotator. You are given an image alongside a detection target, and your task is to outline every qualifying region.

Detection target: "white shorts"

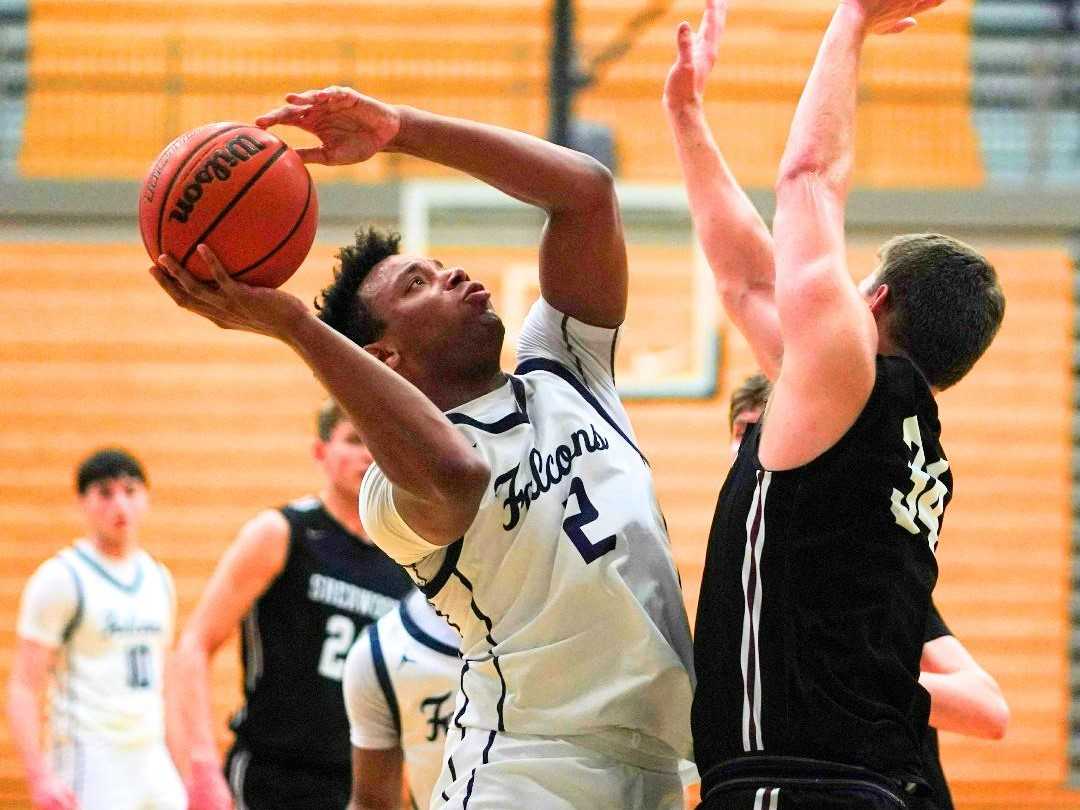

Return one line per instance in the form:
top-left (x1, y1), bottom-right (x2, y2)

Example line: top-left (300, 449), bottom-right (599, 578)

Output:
top-left (52, 739), bottom-right (186, 810)
top-left (430, 729), bottom-right (684, 810)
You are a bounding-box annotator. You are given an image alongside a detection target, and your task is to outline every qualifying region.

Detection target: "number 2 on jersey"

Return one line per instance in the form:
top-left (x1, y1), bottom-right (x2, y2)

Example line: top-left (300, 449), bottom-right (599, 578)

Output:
top-left (563, 477), bottom-right (616, 564)
top-left (317, 614), bottom-right (356, 681)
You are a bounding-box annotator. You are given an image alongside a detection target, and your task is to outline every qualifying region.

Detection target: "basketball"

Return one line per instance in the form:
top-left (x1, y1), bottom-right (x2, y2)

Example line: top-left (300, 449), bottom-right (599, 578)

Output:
top-left (138, 122), bottom-right (318, 288)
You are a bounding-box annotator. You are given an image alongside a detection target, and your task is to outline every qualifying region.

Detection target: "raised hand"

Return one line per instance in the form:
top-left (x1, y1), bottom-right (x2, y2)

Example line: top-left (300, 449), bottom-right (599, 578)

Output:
top-left (255, 86), bottom-right (401, 165)
top-left (842, 0), bottom-right (947, 35)
top-left (150, 245), bottom-right (310, 341)
top-left (663, 0), bottom-right (727, 112)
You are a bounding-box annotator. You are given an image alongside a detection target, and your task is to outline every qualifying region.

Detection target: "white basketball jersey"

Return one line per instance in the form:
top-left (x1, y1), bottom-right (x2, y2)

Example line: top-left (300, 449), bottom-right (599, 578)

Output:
top-left (344, 590), bottom-right (460, 810)
top-left (18, 541), bottom-right (175, 749)
top-left (360, 298), bottom-right (695, 765)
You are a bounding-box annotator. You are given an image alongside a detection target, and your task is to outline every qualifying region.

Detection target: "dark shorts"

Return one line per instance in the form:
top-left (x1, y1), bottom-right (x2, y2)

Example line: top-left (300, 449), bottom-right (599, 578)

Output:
top-left (700, 757), bottom-right (915, 810)
top-left (701, 784), bottom-right (908, 810)
top-left (225, 744), bottom-right (351, 810)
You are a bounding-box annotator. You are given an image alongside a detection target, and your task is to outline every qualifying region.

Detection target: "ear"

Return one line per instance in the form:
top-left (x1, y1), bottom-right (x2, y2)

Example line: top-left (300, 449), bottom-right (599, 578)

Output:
top-left (364, 342), bottom-right (401, 370)
top-left (866, 283), bottom-right (890, 318)
top-left (312, 439), bottom-right (327, 463)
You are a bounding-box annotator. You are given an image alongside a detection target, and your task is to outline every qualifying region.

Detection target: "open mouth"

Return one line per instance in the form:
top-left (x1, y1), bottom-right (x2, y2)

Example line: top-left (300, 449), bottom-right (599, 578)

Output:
top-left (463, 282), bottom-right (491, 305)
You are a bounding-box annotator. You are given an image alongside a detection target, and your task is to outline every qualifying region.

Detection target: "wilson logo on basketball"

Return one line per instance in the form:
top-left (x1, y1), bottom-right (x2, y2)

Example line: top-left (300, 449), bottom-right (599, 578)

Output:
top-left (168, 134), bottom-right (267, 223)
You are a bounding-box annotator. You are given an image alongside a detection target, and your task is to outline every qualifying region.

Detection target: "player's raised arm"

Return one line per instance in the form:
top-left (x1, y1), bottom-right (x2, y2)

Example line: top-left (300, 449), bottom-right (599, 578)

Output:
top-left (257, 88), bottom-right (627, 328)
top-left (664, 0), bottom-right (781, 379)
top-left (761, 0), bottom-right (944, 470)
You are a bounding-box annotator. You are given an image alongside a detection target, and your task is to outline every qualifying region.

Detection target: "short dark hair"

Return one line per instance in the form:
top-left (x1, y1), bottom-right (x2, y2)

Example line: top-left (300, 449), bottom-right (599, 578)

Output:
top-left (316, 226), bottom-right (401, 346)
top-left (317, 399), bottom-right (347, 441)
top-left (76, 448), bottom-right (147, 494)
top-left (875, 234), bottom-right (1005, 390)
top-left (729, 373), bottom-right (771, 430)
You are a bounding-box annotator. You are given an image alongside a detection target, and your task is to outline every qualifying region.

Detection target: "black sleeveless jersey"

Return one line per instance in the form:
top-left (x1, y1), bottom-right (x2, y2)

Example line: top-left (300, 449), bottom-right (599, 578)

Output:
top-left (230, 497), bottom-right (414, 766)
top-left (693, 355), bottom-right (950, 787)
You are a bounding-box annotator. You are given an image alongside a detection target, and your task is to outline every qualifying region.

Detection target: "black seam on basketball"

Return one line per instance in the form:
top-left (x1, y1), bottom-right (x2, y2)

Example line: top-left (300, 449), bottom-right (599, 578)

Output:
top-left (154, 124), bottom-right (246, 258)
top-left (230, 169), bottom-right (313, 280)
top-left (180, 143), bottom-right (288, 268)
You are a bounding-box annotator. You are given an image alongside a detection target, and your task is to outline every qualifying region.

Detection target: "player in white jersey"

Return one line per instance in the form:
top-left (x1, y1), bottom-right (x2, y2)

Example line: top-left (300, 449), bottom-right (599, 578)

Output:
top-left (7, 449), bottom-right (186, 810)
top-left (151, 85), bottom-right (695, 809)
top-left (359, 296), bottom-right (694, 809)
top-left (344, 589), bottom-right (460, 810)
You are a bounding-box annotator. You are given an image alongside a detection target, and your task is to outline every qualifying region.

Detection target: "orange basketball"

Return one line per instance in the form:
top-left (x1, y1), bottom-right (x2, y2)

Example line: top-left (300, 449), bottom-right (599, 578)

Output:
top-left (138, 122), bottom-right (318, 288)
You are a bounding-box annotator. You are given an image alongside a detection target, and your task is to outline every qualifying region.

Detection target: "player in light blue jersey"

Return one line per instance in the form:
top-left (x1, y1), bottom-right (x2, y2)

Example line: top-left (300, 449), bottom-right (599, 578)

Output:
top-left (7, 449), bottom-right (185, 810)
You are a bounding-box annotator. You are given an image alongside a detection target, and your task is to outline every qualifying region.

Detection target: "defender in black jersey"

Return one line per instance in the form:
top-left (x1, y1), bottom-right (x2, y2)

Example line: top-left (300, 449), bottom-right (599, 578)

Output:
top-left (225, 496), bottom-right (413, 805)
top-left (698, 359), bottom-right (951, 801)
top-left (665, 0), bottom-right (1005, 806)
top-left (174, 403), bottom-right (412, 810)
top-left (722, 376), bottom-right (1009, 810)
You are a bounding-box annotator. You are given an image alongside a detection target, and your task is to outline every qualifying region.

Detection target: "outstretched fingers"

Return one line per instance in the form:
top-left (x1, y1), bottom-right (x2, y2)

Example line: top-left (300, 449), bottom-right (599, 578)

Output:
top-left (676, 21), bottom-right (695, 66)
top-left (255, 103), bottom-right (312, 129)
top-left (700, 0), bottom-right (726, 56)
top-left (913, 0), bottom-right (946, 13)
top-left (286, 86), bottom-right (359, 111)
top-left (294, 146), bottom-right (330, 165)
top-left (257, 86), bottom-right (359, 128)
top-left (883, 16), bottom-right (918, 34)
top-left (156, 254), bottom-right (212, 299)
top-left (198, 244), bottom-right (235, 290)
top-left (879, 0), bottom-right (945, 34)
top-left (152, 253), bottom-right (248, 330)
top-left (148, 264), bottom-right (189, 307)
top-left (155, 253), bottom-right (226, 310)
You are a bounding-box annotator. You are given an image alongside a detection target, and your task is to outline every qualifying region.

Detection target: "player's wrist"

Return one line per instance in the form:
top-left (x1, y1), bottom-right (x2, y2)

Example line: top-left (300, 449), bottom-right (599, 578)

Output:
top-left (384, 105), bottom-right (418, 154)
top-left (664, 98), bottom-right (707, 127)
top-left (268, 296), bottom-right (318, 344)
top-left (835, 1), bottom-right (872, 37)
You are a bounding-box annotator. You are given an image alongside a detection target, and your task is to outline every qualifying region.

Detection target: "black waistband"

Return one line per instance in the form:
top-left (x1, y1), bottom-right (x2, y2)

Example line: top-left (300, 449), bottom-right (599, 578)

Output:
top-left (701, 755), bottom-right (924, 803)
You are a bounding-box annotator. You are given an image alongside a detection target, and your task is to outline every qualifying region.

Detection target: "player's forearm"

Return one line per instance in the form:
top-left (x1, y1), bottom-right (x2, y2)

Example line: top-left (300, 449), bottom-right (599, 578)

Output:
top-left (283, 312), bottom-right (488, 506)
top-left (668, 105), bottom-right (775, 286)
top-left (7, 679), bottom-right (50, 783)
top-left (776, 3), bottom-right (867, 197)
top-left (767, 2), bottom-right (873, 355)
top-left (667, 105), bottom-right (784, 375)
top-left (164, 652), bottom-right (192, 778)
top-left (920, 670), bottom-right (1010, 740)
top-left (389, 106), bottom-right (614, 215)
top-left (171, 641), bottom-right (223, 763)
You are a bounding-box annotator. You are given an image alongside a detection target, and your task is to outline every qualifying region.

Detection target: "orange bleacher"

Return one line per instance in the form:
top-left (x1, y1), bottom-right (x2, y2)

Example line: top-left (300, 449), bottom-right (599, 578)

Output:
top-left (19, 0), bottom-right (982, 187)
top-left (0, 238), bottom-right (1073, 807)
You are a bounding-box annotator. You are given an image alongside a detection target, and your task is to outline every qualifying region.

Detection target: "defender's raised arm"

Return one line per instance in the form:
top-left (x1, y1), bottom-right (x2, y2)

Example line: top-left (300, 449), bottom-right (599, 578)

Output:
top-left (762, 0), bottom-right (944, 470)
top-left (664, 0), bottom-right (782, 378)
